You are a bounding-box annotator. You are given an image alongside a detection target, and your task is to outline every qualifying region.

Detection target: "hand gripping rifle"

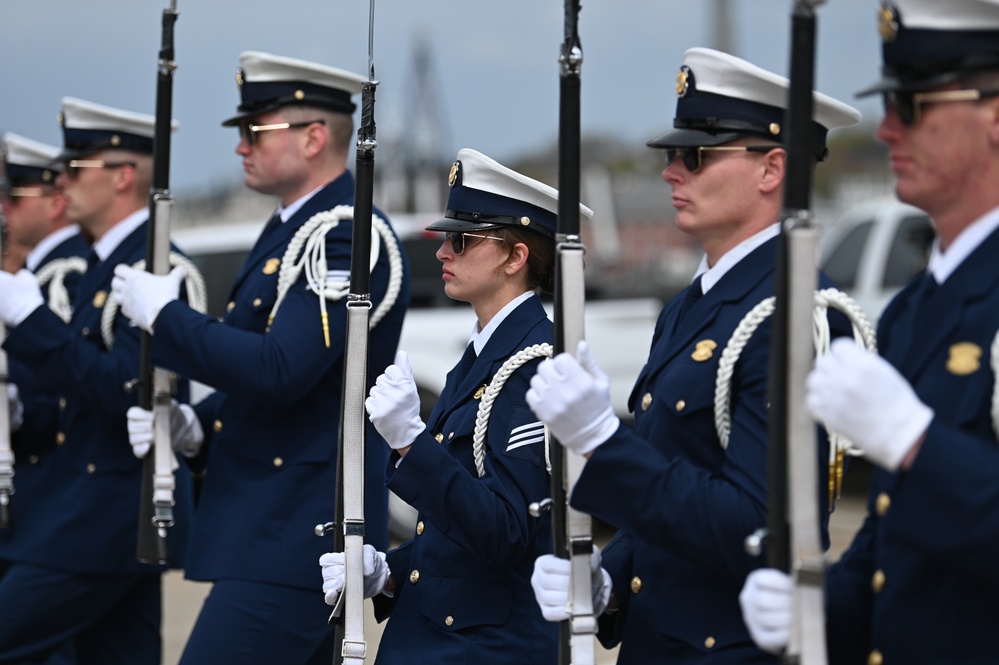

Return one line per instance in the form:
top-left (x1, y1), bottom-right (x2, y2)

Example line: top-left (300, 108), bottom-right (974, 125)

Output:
top-left (0, 185), bottom-right (12, 530)
top-left (752, 1), bottom-right (828, 662)
top-left (532, 2), bottom-right (597, 663)
top-left (314, 2), bottom-right (378, 662)
top-left (135, 0), bottom-right (179, 565)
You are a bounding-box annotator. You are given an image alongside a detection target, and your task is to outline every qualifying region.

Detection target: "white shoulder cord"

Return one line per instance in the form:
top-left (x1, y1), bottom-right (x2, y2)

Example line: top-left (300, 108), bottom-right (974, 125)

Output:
top-left (101, 252), bottom-right (209, 349)
top-left (268, 205), bottom-right (404, 341)
top-left (34, 257), bottom-right (88, 323)
top-left (472, 343), bottom-right (553, 478)
top-left (990, 327), bottom-right (999, 441)
top-left (713, 289), bottom-right (876, 504)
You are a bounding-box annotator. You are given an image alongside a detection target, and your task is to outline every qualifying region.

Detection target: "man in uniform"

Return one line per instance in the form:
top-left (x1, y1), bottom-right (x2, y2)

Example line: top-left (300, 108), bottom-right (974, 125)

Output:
top-left (112, 51), bottom-right (410, 664)
top-left (740, 1), bottom-right (999, 663)
top-left (0, 99), bottom-right (192, 664)
top-left (526, 48), bottom-right (860, 662)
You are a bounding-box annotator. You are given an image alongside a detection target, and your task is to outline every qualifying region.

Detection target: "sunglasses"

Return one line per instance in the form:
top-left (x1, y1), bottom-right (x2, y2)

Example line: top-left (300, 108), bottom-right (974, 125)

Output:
top-left (237, 119), bottom-right (326, 145)
top-left (5, 186), bottom-right (54, 204)
top-left (445, 231), bottom-right (505, 255)
top-left (665, 145), bottom-right (777, 173)
top-left (882, 88), bottom-right (999, 126)
top-left (64, 160), bottom-right (136, 179)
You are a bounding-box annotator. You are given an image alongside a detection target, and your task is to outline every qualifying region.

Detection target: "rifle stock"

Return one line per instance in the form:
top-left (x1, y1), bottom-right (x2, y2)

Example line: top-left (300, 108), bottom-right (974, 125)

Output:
top-left (136, 1), bottom-right (179, 565)
top-left (550, 2), bottom-right (597, 663)
top-left (766, 2), bottom-right (827, 662)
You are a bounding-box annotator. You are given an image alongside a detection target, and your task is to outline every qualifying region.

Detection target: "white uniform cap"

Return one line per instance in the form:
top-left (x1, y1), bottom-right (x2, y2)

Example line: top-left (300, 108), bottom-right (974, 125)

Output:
top-left (58, 96), bottom-right (177, 160)
top-left (2, 132), bottom-right (61, 186)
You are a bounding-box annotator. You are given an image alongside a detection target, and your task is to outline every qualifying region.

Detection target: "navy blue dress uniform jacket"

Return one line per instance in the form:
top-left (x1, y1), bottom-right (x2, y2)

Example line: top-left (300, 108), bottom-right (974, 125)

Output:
top-left (570, 236), bottom-right (842, 664)
top-left (0, 219), bottom-right (193, 574)
top-left (0, 230), bottom-right (89, 551)
top-left (372, 295), bottom-right (556, 664)
top-left (150, 172), bottom-right (410, 591)
top-left (826, 225), bottom-right (999, 664)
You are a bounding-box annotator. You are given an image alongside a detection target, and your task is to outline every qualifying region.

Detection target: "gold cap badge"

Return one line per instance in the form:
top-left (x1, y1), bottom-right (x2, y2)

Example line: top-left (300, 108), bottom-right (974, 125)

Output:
top-left (878, 3), bottom-right (900, 43)
top-left (675, 65), bottom-right (691, 98)
top-left (235, 67), bottom-right (244, 89)
top-left (946, 342), bottom-right (981, 376)
top-left (448, 161), bottom-right (459, 187)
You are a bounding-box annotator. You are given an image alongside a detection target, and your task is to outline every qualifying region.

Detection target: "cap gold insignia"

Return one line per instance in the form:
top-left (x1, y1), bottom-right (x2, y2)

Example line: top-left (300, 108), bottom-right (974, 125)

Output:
top-left (448, 161), bottom-right (459, 187)
top-left (294, 90), bottom-right (305, 101)
top-left (473, 384), bottom-right (487, 400)
top-left (262, 258), bottom-right (281, 275)
top-left (93, 290), bottom-right (107, 309)
top-left (878, 3), bottom-right (899, 43)
top-left (946, 342), bottom-right (981, 376)
top-left (110, 135), bottom-right (121, 147)
top-left (235, 67), bottom-right (244, 89)
top-left (769, 122), bottom-right (781, 136)
top-left (691, 339), bottom-right (717, 362)
top-left (42, 171), bottom-right (53, 183)
top-left (675, 66), bottom-right (691, 98)
top-left (520, 216), bottom-right (531, 226)
top-left (58, 112), bottom-right (65, 126)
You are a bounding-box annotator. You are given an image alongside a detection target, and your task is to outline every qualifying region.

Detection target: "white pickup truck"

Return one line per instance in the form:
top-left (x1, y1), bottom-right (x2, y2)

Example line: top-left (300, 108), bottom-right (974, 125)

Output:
top-left (819, 197), bottom-right (935, 323)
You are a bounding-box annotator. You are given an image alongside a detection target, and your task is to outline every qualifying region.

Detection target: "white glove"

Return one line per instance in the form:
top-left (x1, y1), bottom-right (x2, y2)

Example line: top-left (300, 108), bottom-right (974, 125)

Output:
top-left (319, 543), bottom-right (390, 606)
top-left (365, 350), bottom-right (425, 450)
top-left (739, 568), bottom-right (793, 655)
top-left (111, 264), bottom-right (186, 333)
top-left (126, 401), bottom-right (205, 459)
top-left (0, 269), bottom-right (44, 326)
top-left (806, 338), bottom-right (933, 471)
top-left (531, 549), bottom-right (612, 622)
top-left (7, 384), bottom-right (23, 433)
top-left (526, 341), bottom-right (619, 455)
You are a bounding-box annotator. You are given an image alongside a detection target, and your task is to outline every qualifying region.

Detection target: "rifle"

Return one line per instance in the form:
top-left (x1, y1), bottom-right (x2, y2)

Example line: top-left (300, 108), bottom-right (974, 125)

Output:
top-left (315, 2), bottom-right (378, 662)
top-left (761, 1), bottom-right (827, 662)
top-left (135, 0), bottom-right (179, 565)
top-left (550, 1), bottom-right (597, 662)
top-left (0, 186), bottom-right (12, 529)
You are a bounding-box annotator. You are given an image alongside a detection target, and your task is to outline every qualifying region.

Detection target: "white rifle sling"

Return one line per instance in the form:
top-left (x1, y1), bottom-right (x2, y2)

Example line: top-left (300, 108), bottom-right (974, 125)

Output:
top-left (990, 327), bottom-right (999, 441)
top-left (472, 343), bottom-right (553, 478)
top-left (713, 288), bottom-right (875, 507)
top-left (559, 246), bottom-right (597, 665)
top-left (34, 256), bottom-right (88, 323)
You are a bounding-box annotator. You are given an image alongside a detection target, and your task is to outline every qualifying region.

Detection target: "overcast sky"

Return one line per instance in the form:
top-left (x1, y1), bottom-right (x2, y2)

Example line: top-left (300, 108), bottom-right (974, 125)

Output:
top-left (1, 0), bottom-right (884, 195)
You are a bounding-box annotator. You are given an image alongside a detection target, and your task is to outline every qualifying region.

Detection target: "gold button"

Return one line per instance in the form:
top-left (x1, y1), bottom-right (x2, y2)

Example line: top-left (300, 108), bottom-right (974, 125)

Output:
top-left (86, 463), bottom-right (96, 474)
top-left (252, 297), bottom-right (262, 308)
top-left (28, 455), bottom-right (39, 465)
top-left (876, 492), bottom-right (891, 516)
top-left (704, 635), bottom-right (716, 649)
top-left (92, 291), bottom-right (107, 308)
top-left (868, 649), bottom-right (883, 665)
top-left (214, 420), bottom-right (223, 433)
top-left (641, 393), bottom-right (653, 411)
top-left (58, 398), bottom-right (67, 409)
top-left (444, 615), bottom-right (454, 627)
top-left (56, 432), bottom-right (66, 445)
top-left (448, 432), bottom-right (454, 440)
top-left (409, 570), bottom-right (420, 584)
top-left (81, 327), bottom-right (90, 336)
top-left (630, 576), bottom-right (642, 593)
top-left (416, 521), bottom-right (425, 535)
top-left (273, 457), bottom-right (284, 467)
top-left (872, 569), bottom-right (885, 593)
top-left (435, 433), bottom-right (444, 444)
top-left (675, 399), bottom-right (686, 412)
top-left (226, 301), bottom-right (236, 313)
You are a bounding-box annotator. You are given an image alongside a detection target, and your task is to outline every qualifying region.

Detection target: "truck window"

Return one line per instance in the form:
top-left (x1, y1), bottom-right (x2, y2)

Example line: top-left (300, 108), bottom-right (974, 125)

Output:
top-left (821, 220), bottom-right (873, 290)
top-left (882, 214), bottom-right (934, 289)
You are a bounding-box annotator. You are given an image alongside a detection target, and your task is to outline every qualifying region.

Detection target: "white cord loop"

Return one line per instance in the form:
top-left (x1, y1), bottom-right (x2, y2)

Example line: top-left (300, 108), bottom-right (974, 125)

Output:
top-left (268, 205), bottom-right (404, 339)
top-left (990, 327), bottom-right (999, 441)
top-left (713, 288), bottom-right (877, 455)
top-left (101, 252), bottom-right (209, 349)
top-left (472, 343), bottom-right (553, 478)
top-left (34, 257), bottom-right (88, 323)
